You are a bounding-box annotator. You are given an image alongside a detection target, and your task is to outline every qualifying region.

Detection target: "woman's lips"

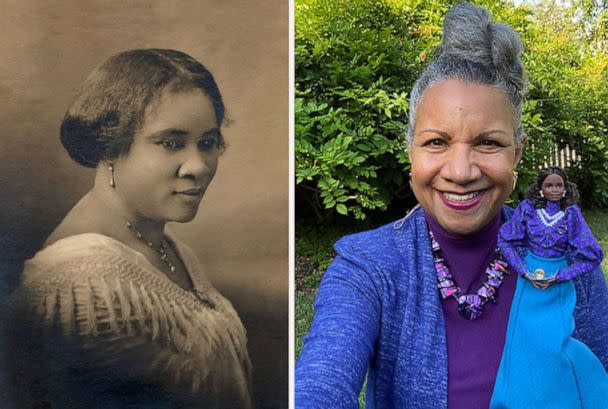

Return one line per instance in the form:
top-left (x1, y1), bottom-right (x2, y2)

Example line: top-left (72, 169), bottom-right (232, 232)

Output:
top-left (175, 188), bottom-right (203, 196)
top-left (438, 189), bottom-right (486, 211)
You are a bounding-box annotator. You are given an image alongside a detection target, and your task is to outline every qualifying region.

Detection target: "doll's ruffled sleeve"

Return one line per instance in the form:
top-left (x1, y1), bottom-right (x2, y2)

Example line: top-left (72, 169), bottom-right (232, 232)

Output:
top-left (556, 205), bottom-right (604, 281)
top-left (498, 200), bottom-right (531, 276)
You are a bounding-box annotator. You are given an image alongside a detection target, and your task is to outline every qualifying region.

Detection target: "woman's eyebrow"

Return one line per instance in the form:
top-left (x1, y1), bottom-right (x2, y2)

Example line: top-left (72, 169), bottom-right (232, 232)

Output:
top-left (147, 128), bottom-right (189, 139)
top-left (477, 129), bottom-right (510, 138)
top-left (417, 129), bottom-right (451, 139)
top-left (202, 127), bottom-right (220, 137)
top-left (147, 127), bottom-right (220, 140)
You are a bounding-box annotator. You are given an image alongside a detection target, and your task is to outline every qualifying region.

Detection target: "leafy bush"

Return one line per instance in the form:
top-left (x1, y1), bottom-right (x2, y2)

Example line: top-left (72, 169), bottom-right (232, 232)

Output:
top-left (296, 0), bottom-right (608, 221)
top-left (520, 2), bottom-right (608, 207)
top-left (295, 0), bottom-right (424, 221)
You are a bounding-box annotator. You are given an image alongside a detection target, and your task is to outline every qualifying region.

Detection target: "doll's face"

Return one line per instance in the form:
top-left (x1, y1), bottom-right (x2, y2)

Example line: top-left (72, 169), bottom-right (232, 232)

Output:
top-left (540, 173), bottom-right (565, 202)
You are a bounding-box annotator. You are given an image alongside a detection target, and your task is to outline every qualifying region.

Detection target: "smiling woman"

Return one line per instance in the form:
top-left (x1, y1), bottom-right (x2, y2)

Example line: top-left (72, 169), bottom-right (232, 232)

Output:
top-left (295, 3), bottom-right (608, 409)
top-left (409, 79), bottom-right (522, 236)
top-left (5, 49), bottom-right (252, 409)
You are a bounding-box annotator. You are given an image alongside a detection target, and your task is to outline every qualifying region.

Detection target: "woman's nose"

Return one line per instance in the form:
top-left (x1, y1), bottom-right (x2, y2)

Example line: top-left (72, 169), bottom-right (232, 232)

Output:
top-left (440, 144), bottom-right (481, 184)
top-left (177, 147), bottom-right (211, 179)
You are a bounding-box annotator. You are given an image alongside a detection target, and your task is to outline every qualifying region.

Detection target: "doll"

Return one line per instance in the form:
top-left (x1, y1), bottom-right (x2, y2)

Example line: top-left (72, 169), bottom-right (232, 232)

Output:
top-left (491, 166), bottom-right (608, 409)
top-left (500, 166), bottom-right (602, 287)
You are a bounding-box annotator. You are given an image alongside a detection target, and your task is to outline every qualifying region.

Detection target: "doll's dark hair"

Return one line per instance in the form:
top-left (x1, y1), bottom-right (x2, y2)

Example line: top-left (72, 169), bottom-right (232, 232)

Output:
top-left (60, 48), bottom-right (225, 168)
top-left (526, 166), bottom-right (579, 210)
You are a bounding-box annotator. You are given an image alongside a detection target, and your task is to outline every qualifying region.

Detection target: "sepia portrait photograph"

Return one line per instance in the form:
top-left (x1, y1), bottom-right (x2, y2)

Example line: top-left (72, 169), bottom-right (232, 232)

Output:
top-left (0, 1), bottom-right (288, 408)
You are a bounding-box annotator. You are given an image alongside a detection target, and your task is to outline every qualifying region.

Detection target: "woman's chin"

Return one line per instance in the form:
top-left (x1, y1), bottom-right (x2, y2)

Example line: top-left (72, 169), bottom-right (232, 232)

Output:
top-left (433, 207), bottom-right (497, 236)
top-left (171, 213), bottom-right (198, 223)
top-left (165, 208), bottom-right (200, 223)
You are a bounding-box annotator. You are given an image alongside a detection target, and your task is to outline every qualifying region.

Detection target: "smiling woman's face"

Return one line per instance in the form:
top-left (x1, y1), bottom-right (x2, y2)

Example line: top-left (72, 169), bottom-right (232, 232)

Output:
top-left (113, 86), bottom-right (221, 223)
top-left (409, 79), bottom-right (523, 235)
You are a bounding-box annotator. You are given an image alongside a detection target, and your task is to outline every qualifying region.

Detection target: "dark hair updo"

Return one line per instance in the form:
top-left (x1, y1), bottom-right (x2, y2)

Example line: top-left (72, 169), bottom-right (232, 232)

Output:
top-left (60, 48), bottom-right (225, 168)
top-left (526, 166), bottom-right (579, 210)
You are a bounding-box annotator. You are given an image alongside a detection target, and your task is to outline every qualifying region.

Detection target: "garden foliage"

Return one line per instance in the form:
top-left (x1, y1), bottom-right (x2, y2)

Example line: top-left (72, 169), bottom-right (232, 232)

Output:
top-left (296, 0), bottom-right (608, 221)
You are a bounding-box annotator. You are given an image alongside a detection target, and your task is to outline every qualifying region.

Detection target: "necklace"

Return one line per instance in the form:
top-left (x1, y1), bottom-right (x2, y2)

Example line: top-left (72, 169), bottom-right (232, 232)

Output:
top-left (430, 229), bottom-right (509, 320)
top-left (126, 221), bottom-right (176, 272)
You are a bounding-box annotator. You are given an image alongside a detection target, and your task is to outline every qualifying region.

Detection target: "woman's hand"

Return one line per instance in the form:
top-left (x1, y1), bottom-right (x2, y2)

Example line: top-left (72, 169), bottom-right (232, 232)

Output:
top-left (524, 273), bottom-right (557, 290)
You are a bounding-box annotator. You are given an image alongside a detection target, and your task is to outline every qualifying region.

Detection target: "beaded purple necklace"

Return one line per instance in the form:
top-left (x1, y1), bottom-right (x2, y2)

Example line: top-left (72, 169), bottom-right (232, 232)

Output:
top-left (430, 229), bottom-right (509, 320)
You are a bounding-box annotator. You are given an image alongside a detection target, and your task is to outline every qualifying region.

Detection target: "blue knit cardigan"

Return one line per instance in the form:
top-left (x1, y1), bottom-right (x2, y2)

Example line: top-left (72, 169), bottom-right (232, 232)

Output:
top-left (295, 206), bottom-right (608, 409)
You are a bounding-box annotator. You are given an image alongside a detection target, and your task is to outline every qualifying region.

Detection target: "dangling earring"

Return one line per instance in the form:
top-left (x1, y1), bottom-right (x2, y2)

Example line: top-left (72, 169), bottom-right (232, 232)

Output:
top-left (540, 190), bottom-right (544, 198)
top-left (408, 173), bottom-right (413, 189)
top-left (512, 170), bottom-right (518, 191)
top-left (562, 190), bottom-right (566, 198)
top-left (108, 163), bottom-right (115, 188)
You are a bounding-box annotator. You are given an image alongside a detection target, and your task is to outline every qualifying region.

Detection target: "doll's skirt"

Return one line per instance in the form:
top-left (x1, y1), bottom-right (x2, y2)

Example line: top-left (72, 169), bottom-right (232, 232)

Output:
top-left (489, 252), bottom-right (608, 409)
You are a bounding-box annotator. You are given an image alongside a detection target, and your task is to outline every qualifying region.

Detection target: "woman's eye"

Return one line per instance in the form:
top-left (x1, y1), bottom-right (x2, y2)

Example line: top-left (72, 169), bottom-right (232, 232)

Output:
top-left (160, 140), bottom-right (183, 150)
top-left (479, 139), bottom-right (501, 147)
top-left (476, 139), bottom-right (504, 152)
top-left (423, 139), bottom-right (446, 147)
top-left (198, 137), bottom-right (217, 151)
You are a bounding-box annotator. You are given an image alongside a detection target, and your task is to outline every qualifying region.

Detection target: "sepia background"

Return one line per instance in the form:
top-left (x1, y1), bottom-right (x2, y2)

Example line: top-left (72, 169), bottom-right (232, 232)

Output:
top-left (0, 0), bottom-right (288, 408)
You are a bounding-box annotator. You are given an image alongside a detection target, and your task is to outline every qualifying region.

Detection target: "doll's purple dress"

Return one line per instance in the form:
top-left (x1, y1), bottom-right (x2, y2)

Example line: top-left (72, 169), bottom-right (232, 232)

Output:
top-left (493, 199), bottom-right (607, 409)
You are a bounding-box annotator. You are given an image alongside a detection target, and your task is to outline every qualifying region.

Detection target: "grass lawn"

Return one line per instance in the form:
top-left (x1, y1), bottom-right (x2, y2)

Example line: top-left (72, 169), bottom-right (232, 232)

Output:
top-left (295, 291), bottom-right (315, 359)
top-left (295, 209), bottom-right (608, 407)
top-left (582, 210), bottom-right (608, 274)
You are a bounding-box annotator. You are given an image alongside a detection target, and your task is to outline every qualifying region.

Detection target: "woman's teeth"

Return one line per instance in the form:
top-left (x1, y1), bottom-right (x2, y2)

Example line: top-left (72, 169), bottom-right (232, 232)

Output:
top-left (443, 191), bottom-right (480, 202)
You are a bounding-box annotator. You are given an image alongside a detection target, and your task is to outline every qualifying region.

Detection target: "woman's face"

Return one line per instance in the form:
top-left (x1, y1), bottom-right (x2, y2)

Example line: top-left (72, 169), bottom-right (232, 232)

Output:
top-left (409, 79), bottom-right (523, 235)
top-left (541, 173), bottom-right (565, 202)
top-left (113, 86), bottom-right (220, 223)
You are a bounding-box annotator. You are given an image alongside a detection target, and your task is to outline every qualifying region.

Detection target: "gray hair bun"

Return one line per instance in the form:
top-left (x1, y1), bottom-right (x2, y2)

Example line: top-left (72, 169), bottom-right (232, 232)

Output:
top-left (407, 2), bottom-right (527, 144)
top-left (438, 2), bottom-right (525, 97)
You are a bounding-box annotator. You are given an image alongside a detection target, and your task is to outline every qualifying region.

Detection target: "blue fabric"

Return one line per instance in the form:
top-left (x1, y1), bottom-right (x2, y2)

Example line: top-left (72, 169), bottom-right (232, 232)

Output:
top-left (296, 206), bottom-right (608, 409)
top-left (490, 252), bottom-right (608, 409)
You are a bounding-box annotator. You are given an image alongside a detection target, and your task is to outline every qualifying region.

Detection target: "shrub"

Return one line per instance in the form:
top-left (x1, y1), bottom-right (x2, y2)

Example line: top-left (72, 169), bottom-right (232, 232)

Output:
top-left (296, 0), bottom-right (608, 222)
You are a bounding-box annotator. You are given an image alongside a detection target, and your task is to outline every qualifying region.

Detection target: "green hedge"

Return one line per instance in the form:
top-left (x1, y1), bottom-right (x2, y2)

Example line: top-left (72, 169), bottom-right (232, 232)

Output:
top-left (296, 0), bottom-right (608, 222)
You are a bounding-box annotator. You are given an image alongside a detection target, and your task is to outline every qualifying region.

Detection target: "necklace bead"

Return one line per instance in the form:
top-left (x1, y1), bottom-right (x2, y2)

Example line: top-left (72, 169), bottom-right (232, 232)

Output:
top-left (126, 221), bottom-right (176, 272)
top-left (430, 229), bottom-right (509, 320)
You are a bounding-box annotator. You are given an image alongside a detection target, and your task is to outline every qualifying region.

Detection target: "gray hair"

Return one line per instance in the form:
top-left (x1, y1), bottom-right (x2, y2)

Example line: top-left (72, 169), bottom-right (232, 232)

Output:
top-left (407, 3), bottom-right (527, 145)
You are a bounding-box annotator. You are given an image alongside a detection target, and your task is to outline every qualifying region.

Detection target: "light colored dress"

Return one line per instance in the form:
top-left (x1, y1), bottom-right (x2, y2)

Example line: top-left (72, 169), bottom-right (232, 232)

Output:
top-left (6, 233), bottom-right (252, 409)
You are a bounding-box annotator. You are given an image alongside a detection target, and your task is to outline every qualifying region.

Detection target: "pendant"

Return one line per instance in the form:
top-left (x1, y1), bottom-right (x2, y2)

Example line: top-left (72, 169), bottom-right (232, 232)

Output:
top-left (457, 294), bottom-right (484, 320)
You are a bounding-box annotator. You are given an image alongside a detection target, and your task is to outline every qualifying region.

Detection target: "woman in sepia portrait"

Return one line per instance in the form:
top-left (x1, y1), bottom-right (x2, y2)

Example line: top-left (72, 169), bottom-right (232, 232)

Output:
top-left (6, 49), bottom-right (253, 409)
top-left (296, 3), bottom-right (608, 408)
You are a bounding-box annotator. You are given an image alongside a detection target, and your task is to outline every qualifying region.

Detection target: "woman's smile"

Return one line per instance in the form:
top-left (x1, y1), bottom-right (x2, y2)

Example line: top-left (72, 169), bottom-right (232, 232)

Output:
top-left (173, 187), bottom-right (205, 205)
top-left (174, 187), bottom-right (205, 197)
top-left (437, 189), bottom-right (486, 211)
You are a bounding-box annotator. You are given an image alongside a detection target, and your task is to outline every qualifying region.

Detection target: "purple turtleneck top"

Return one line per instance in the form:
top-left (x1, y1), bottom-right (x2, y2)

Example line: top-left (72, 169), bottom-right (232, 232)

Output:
top-left (425, 212), bottom-right (518, 409)
top-left (498, 199), bottom-right (603, 281)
